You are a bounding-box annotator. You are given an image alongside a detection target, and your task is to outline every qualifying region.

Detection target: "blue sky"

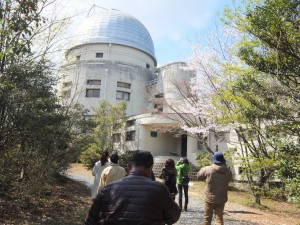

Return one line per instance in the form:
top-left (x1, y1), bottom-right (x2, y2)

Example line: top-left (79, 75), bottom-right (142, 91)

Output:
top-left (60, 0), bottom-right (231, 66)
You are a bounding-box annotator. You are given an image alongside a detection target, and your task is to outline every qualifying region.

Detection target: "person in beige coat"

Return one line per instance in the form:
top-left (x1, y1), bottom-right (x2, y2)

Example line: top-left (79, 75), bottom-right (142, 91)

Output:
top-left (98, 152), bottom-right (127, 192)
top-left (197, 152), bottom-right (232, 225)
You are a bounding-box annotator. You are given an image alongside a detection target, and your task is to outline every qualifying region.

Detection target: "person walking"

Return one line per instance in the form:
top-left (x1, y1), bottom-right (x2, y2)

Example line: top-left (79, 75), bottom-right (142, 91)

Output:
top-left (197, 151), bottom-right (232, 225)
top-left (91, 151), bottom-right (110, 200)
top-left (85, 150), bottom-right (181, 225)
top-left (159, 158), bottom-right (178, 200)
top-left (98, 152), bottom-right (127, 192)
top-left (176, 158), bottom-right (190, 211)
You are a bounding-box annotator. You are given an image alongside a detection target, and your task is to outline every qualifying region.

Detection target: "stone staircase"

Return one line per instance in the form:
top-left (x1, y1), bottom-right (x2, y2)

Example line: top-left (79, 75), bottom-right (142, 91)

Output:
top-left (153, 157), bottom-right (199, 181)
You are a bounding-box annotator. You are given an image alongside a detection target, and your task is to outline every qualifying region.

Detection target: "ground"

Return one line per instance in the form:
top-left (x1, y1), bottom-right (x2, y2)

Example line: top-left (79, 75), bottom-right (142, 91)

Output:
top-left (0, 172), bottom-right (91, 225)
top-left (1, 163), bottom-right (299, 224)
top-left (68, 164), bottom-right (300, 225)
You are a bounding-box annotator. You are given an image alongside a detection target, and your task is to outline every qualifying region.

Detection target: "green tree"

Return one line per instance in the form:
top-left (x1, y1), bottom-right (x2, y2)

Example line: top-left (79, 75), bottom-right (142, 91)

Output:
top-left (218, 0), bottom-right (300, 204)
top-left (0, 0), bottom-right (86, 197)
top-left (80, 100), bottom-right (127, 168)
top-left (0, 59), bottom-right (87, 193)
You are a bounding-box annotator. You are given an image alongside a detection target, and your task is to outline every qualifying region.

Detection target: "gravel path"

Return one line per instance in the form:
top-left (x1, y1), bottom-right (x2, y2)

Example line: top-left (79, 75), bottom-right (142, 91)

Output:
top-left (66, 165), bottom-right (258, 225)
top-left (174, 195), bottom-right (258, 225)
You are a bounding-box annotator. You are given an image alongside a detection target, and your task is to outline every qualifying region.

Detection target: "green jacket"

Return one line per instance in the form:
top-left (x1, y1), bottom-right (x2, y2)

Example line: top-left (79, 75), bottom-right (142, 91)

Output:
top-left (175, 161), bottom-right (190, 185)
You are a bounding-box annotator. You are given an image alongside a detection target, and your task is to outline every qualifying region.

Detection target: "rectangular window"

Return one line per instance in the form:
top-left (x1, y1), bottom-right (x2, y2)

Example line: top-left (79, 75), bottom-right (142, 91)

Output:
top-left (126, 120), bottom-right (135, 127)
top-left (238, 167), bottom-right (245, 175)
top-left (63, 89), bottom-right (71, 99)
top-left (116, 91), bottom-right (130, 101)
top-left (63, 81), bottom-right (72, 87)
top-left (197, 141), bottom-right (206, 151)
top-left (155, 93), bottom-right (164, 98)
top-left (126, 130), bottom-right (135, 141)
top-left (146, 63), bottom-right (150, 69)
top-left (150, 131), bottom-right (157, 137)
top-left (87, 80), bottom-right (101, 85)
top-left (76, 55), bottom-right (81, 60)
top-left (154, 104), bottom-right (163, 112)
top-left (86, 89), bottom-right (100, 97)
top-left (117, 82), bottom-right (131, 89)
top-left (96, 53), bottom-right (103, 58)
top-left (112, 133), bottom-right (121, 143)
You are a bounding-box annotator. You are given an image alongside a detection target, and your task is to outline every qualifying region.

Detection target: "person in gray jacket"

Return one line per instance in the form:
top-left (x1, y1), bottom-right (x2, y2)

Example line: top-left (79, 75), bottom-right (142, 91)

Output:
top-left (85, 150), bottom-right (181, 225)
top-left (197, 152), bottom-right (232, 225)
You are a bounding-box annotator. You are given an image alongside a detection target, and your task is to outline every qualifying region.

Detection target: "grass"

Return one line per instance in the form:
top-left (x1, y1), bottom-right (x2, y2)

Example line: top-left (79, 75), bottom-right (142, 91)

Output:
top-left (189, 181), bottom-right (299, 215)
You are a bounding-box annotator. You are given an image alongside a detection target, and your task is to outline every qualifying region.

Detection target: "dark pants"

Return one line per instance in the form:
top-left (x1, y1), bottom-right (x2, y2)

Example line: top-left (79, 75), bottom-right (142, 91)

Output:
top-left (177, 184), bottom-right (188, 205)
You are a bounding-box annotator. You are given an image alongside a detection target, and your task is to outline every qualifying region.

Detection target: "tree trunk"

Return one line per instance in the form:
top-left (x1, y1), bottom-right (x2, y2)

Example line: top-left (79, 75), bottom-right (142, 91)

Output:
top-left (254, 193), bottom-right (261, 205)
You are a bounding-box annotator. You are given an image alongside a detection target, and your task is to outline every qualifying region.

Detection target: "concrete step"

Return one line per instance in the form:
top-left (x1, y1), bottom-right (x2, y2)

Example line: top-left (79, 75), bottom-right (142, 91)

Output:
top-left (153, 161), bottom-right (199, 181)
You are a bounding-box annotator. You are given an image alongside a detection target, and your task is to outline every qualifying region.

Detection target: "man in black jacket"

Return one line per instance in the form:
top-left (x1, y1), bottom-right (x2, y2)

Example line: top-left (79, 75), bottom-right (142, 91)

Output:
top-left (85, 150), bottom-right (181, 225)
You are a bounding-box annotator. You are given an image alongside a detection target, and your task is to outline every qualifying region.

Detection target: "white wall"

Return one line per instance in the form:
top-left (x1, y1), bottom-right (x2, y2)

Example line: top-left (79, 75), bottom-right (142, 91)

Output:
top-left (138, 125), bottom-right (180, 156)
top-left (58, 54), bottom-right (156, 116)
top-left (66, 43), bottom-right (156, 70)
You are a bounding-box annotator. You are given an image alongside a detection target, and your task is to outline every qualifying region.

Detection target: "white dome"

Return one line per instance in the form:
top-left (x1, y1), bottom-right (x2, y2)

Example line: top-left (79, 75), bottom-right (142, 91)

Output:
top-left (70, 9), bottom-right (156, 62)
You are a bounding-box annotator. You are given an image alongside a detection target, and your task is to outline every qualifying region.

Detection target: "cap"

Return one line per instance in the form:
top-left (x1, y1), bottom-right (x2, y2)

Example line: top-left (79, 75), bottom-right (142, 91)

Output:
top-left (210, 152), bottom-right (226, 164)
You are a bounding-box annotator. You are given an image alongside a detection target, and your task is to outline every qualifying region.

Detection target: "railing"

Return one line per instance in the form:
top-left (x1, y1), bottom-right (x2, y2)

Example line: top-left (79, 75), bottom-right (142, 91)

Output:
top-left (146, 78), bottom-right (158, 87)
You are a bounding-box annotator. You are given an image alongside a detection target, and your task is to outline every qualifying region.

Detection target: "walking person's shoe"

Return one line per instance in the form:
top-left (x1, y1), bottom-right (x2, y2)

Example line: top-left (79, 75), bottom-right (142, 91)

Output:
top-left (184, 201), bottom-right (188, 211)
top-left (178, 201), bottom-right (182, 211)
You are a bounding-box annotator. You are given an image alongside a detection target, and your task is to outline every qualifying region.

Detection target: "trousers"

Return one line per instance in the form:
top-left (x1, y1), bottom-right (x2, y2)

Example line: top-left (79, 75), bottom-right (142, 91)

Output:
top-left (202, 201), bottom-right (225, 225)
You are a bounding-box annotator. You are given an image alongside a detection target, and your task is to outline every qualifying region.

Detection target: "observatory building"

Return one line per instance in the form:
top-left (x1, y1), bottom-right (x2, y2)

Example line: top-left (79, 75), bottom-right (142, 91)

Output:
top-left (57, 8), bottom-right (227, 166)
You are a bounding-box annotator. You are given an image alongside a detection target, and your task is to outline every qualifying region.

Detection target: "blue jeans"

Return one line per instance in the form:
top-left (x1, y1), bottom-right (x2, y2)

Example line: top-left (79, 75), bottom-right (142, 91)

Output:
top-left (177, 184), bottom-right (189, 205)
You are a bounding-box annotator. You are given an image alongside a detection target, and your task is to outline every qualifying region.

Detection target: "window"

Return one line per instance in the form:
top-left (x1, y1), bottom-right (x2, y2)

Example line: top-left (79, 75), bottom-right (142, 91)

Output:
top-left (146, 63), bottom-right (150, 69)
top-left (117, 82), bottom-right (131, 89)
top-left (76, 55), bottom-right (81, 60)
top-left (155, 93), bottom-right (164, 98)
top-left (238, 167), bottom-right (245, 175)
top-left (116, 91), bottom-right (130, 101)
top-left (63, 81), bottom-right (72, 87)
top-left (87, 80), bottom-right (101, 85)
top-left (96, 53), bottom-right (103, 58)
top-left (126, 120), bottom-right (135, 127)
top-left (112, 133), bottom-right (121, 143)
top-left (150, 131), bottom-right (157, 137)
top-left (154, 104), bottom-right (163, 112)
top-left (197, 141), bottom-right (206, 151)
top-left (126, 130), bottom-right (135, 141)
top-left (63, 89), bottom-right (71, 99)
top-left (86, 89), bottom-right (100, 97)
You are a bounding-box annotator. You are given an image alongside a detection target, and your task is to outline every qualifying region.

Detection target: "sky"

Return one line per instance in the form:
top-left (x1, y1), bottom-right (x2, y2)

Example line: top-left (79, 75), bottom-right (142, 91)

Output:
top-left (57, 0), bottom-right (232, 66)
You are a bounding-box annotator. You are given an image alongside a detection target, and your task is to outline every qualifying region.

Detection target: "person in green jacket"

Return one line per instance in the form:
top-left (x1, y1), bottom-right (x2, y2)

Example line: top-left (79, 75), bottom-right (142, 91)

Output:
top-left (176, 158), bottom-right (190, 211)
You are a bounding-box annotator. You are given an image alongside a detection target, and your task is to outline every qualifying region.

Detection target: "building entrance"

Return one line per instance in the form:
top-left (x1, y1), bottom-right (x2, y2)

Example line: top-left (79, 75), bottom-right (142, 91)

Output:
top-left (181, 134), bottom-right (187, 157)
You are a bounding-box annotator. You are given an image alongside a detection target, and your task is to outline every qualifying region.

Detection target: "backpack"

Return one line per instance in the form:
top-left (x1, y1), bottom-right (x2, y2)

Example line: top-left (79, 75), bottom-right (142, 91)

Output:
top-left (164, 169), bottom-right (176, 186)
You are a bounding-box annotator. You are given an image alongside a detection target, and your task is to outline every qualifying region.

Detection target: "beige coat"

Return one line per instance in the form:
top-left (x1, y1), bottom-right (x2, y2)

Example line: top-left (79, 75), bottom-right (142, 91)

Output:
top-left (91, 161), bottom-right (110, 199)
top-left (197, 163), bottom-right (232, 204)
top-left (98, 163), bottom-right (127, 191)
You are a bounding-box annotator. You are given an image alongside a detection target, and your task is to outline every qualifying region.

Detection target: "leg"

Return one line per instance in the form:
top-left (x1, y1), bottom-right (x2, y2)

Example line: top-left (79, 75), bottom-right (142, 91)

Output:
top-left (202, 201), bottom-right (214, 225)
top-left (183, 185), bottom-right (189, 211)
top-left (214, 203), bottom-right (225, 225)
top-left (177, 184), bottom-right (183, 209)
top-left (177, 184), bottom-right (183, 210)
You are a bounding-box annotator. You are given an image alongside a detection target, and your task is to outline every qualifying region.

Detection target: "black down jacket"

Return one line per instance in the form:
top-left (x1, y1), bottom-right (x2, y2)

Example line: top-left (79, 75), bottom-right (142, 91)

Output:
top-left (85, 171), bottom-right (181, 225)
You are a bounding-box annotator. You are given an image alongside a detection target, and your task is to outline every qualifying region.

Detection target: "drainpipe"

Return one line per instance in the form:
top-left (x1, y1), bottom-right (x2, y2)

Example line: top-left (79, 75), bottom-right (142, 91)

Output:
top-left (107, 43), bottom-right (112, 59)
top-left (104, 68), bottom-right (108, 100)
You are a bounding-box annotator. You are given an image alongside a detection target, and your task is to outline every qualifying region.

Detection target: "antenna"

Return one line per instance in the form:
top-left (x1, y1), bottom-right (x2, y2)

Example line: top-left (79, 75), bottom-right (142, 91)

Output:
top-left (87, 4), bottom-right (108, 16)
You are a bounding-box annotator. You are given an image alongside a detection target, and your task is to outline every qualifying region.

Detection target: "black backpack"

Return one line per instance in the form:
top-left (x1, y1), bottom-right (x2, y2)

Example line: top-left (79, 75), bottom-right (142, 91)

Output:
top-left (164, 169), bottom-right (176, 186)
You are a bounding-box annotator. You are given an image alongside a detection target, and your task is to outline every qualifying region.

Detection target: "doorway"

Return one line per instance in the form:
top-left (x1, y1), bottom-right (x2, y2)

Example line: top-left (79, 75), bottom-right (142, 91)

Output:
top-left (181, 134), bottom-right (187, 157)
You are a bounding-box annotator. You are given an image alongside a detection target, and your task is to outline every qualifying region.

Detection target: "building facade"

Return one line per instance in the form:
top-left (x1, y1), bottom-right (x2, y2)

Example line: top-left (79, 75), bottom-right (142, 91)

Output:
top-left (57, 8), bottom-right (230, 167)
